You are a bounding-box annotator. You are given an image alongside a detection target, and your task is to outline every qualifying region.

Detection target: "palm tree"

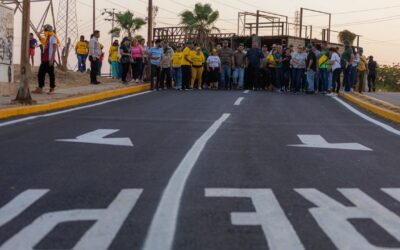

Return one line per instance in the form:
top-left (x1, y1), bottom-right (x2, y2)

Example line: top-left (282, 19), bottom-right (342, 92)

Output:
top-left (110, 11), bottom-right (146, 38)
top-left (180, 3), bottom-right (219, 48)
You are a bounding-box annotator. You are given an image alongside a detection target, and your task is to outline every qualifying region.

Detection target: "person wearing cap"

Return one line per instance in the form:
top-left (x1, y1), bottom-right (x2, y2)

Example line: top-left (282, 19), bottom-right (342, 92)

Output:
top-left (305, 44), bottom-right (317, 94)
top-left (233, 43), bottom-right (246, 90)
top-left (341, 40), bottom-right (355, 92)
top-left (206, 49), bottom-right (221, 89)
top-left (148, 39), bottom-right (164, 90)
top-left (190, 47), bottom-right (205, 90)
top-left (218, 40), bottom-right (234, 90)
top-left (181, 41), bottom-right (194, 90)
top-left (88, 30), bottom-right (102, 84)
top-left (356, 47), bottom-right (368, 93)
top-left (171, 45), bottom-right (183, 90)
top-left (119, 37), bottom-right (132, 84)
top-left (367, 56), bottom-right (378, 92)
top-left (32, 24), bottom-right (58, 94)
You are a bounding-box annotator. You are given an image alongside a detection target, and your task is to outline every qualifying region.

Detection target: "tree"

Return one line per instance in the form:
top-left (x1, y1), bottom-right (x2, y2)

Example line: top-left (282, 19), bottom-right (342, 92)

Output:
top-left (338, 29), bottom-right (357, 45)
top-left (110, 11), bottom-right (146, 38)
top-left (180, 3), bottom-right (219, 48)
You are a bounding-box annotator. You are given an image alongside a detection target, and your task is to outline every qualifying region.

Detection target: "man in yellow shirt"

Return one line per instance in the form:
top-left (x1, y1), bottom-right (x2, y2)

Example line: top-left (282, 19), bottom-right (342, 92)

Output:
top-left (190, 47), bottom-right (205, 90)
top-left (76, 35), bottom-right (89, 72)
top-left (171, 45), bottom-right (184, 90)
top-left (181, 41), bottom-right (194, 90)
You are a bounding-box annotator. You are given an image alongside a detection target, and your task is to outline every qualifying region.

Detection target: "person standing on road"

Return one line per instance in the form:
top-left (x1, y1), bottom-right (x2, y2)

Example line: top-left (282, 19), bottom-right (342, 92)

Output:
top-left (245, 41), bottom-right (264, 91)
top-left (260, 45), bottom-right (271, 91)
top-left (291, 45), bottom-right (307, 93)
top-left (148, 39), bottom-right (164, 91)
top-left (131, 38), bottom-right (144, 83)
top-left (282, 48), bottom-right (292, 92)
top-left (305, 44), bottom-right (317, 94)
top-left (171, 45), bottom-right (183, 90)
top-left (318, 41), bottom-right (330, 94)
top-left (120, 37), bottom-right (132, 84)
top-left (218, 40), bottom-right (234, 90)
top-left (356, 48), bottom-right (368, 93)
top-left (32, 24), bottom-right (58, 94)
top-left (160, 47), bottom-right (173, 90)
top-left (367, 56), bottom-right (378, 92)
top-left (109, 40), bottom-right (119, 80)
top-left (88, 31), bottom-right (101, 85)
top-left (75, 35), bottom-right (89, 73)
top-left (29, 33), bottom-right (38, 66)
top-left (329, 47), bottom-right (342, 95)
top-left (190, 47), bottom-right (205, 90)
top-left (233, 43), bottom-right (246, 90)
top-left (206, 49), bottom-right (221, 90)
top-left (274, 45), bottom-right (284, 92)
top-left (181, 41), bottom-right (194, 90)
top-left (341, 40), bottom-right (355, 92)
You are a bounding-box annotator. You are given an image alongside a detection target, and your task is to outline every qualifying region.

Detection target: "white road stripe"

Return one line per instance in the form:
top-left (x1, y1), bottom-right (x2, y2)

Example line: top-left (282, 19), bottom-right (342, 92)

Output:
top-left (143, 113), bottom-right (231, 250)
top-left (234, 97), bottom-right (244, 106)
top-left (0, 91), bottom-right (151, 128)
top-left (332, 96), bottom-right (400, 136)
top-left (243, 90), bottom-right (250, 94)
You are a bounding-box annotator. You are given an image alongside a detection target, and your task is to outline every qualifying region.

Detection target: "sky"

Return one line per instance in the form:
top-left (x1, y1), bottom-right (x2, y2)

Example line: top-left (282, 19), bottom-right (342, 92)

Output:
top-left (10, 0), bottom-right (400, 70)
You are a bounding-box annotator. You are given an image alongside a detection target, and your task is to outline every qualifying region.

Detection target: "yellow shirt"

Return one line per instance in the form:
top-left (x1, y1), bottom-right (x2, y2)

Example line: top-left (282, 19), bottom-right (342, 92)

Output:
top-left (171, 52), bottom-right (183, 67)
top-left (181, 47), bottom-right (192, 66)
top-left (190, 51), bottom-right (205, 66)
top-left (358, 55), bottom-right (367, 72)
top-left (109, 45), bottom-right (119, 61)
top-left (75, 41), bottom-right (88, 55)
top-left (267, 54), bottom-right (276, 68)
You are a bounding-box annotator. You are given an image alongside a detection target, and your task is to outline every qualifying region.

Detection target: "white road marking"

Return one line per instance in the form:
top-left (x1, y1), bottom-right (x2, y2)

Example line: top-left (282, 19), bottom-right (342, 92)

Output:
top-left (243, 90), bottom-right (250, 94)
top-left (56, 129), bottom-right (133, 147)
top-left (296, 188), bottom-right (400, 250)
top-left (0, 190), bottom-right (49, 227)
top-left (205, 188), bottom-right (305, 250)
top-left (143, 113), bottom-right (231, 250)
top-left (332, 96), bottom-right (400, 136)
top-left (289, 134), bottom-right (372, 151)
top-left (0, 91), bottom-right (151, 128)
top-left (234, 97), bottom-right (244, 106)
top-left (0, 189), bottom-right (143, 250)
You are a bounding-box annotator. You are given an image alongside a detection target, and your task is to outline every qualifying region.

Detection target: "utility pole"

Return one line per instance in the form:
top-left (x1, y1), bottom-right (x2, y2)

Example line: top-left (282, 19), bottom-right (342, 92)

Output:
top-left (147, 0), bottom-right (153, 47)
top-left (103, 8), bottom-right (118, 76)
top-left (14, 0), bottom-right (34, 104)
top-left (93, 0), bottom-right (96, 32)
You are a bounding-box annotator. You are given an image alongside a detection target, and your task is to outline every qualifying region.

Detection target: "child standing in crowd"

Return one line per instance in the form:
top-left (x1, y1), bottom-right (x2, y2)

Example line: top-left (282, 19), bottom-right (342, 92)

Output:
top-left (171, 45), bottom-right (183, 90)
top-left (120, 37), bottom-right (132, 84)
top-left (108, 40), bottom-right (119, 80)
top-left (160, 47), bottom-right (173, 89)
top-left (207, 49), bottom-right (221, 90)
top-left (233, 43), bottom-right (246, 90)
top-left (148, 39), bottom-right (164, 91)
top-left (29, 33), bottom-right (38, 66)
top-left (131, 38), bottom-right (144, 83)
top-left (190, 47), bottom-right (205, 90)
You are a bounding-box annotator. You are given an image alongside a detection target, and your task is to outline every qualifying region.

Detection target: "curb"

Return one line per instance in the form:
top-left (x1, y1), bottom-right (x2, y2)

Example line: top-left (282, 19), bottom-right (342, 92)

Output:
top-left (339, 92), bottom-right (400, 123)
top-left (0, 83), bottom-right (150, 120)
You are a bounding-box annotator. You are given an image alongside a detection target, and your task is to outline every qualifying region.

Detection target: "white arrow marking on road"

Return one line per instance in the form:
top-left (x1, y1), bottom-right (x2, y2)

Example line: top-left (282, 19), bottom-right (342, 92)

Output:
top-left (56, 129), bottom-right (133, 147)
top-left (289, 135), bottom-right (372, 151)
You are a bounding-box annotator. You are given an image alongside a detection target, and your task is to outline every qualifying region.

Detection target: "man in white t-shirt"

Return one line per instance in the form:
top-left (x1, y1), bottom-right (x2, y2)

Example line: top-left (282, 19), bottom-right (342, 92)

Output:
top-left (33, 24), bottom-right (58, 94)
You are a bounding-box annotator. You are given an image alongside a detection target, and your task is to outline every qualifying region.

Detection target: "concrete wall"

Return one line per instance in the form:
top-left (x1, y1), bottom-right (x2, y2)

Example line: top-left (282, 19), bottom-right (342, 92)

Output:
top-left (0, 4), bottom-right (14, 83)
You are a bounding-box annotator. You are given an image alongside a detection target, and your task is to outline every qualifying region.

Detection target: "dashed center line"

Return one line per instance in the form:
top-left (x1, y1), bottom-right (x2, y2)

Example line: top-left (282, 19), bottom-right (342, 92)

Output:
top-left (234, 97), bottom-right (244, 106)
top-left (243, 90), bottom-right (250, 94)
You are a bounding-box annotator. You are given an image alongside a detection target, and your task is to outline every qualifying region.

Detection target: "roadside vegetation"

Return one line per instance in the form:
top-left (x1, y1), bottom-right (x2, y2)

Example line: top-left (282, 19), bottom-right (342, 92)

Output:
top-left (376, 64), bottom-right (400, 92)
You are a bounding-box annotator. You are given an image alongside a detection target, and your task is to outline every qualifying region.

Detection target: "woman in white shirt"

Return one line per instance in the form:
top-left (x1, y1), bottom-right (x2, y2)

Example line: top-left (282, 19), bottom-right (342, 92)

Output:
top-left (206, 49), bottom-right (221, 89)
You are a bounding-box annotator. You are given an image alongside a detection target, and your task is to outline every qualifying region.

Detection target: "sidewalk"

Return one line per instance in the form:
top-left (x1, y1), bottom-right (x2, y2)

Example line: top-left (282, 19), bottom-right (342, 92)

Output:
top-left (339, 92), bottom-right (400, 123)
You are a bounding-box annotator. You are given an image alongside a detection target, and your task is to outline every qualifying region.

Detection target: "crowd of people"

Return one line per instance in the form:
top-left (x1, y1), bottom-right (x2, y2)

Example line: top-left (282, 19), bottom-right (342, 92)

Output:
top-left (28, 25), bottom-right (379, 95)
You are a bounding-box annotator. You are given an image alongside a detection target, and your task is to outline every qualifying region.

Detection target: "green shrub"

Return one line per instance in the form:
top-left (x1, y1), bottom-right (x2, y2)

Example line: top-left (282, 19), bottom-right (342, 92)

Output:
top-left (376, 64), bottom-right (400, 92)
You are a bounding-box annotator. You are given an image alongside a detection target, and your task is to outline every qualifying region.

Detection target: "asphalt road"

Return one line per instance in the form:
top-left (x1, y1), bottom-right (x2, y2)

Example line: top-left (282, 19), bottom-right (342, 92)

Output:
top-left (0, 90), bottom-right (400, 250)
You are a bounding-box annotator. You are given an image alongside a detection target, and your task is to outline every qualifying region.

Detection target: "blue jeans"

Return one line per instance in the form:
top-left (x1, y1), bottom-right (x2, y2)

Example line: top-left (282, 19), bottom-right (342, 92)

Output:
top-left (328, 71), bottom-right (333, 90)
top-left (111, 61), bottom-right (119, 79)
top-left (220, 64), bottom-right (231, 89)
top-left (275, 67), bottom-right (283, 89)
top-left (307, 70), bottom-right (316, 92)
top-left (344, 65), bottom-right (352, 92)
top-left (77, 54), bottom-right (87, 72)
top-left (233, 67), bottom-right (244, 88)
top-left (319, 68), bottom-right (329, 92)
top-left (350, 66), bottom-right (358, 89)
top-left (283, 69), bottom-right (290, 89)
top-left (293, 68), bottom-right (304, 92)
top-left (172, 67), bottom-right (182, 89)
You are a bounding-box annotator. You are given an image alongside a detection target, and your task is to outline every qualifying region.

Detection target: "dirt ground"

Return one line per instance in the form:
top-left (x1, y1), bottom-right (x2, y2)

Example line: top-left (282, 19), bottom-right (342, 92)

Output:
top-left (0, 65), bottom-right (115, 97)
